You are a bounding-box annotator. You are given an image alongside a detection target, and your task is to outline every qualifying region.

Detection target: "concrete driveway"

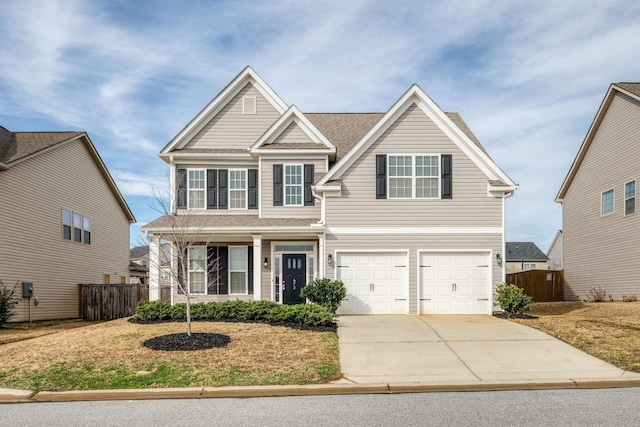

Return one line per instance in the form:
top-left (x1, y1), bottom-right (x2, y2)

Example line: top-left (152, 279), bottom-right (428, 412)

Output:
top-left (337, 315), bottom-right (640, 386)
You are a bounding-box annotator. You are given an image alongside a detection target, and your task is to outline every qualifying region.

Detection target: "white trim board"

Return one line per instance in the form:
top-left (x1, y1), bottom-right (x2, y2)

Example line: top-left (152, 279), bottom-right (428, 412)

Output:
top-left (327, 227), bottom-right (503, 235)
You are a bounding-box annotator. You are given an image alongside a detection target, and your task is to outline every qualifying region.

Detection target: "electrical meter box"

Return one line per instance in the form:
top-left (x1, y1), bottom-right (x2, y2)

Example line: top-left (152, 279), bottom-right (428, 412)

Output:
top-left (22, 282), bottom-right (33, 298)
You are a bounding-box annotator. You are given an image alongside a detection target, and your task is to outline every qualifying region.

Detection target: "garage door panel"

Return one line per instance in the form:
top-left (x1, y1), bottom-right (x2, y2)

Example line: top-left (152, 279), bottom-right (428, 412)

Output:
top-left (420, 252), bottom-right (491, 315)
top-left (337, 252), bottom-right (407, 315)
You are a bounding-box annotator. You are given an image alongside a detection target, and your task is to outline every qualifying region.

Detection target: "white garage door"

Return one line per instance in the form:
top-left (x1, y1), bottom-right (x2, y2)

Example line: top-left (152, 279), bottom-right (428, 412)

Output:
top-left (420, 252), bottom-right (492, 314)
top-left (336, 252), bottom-right (407, 314)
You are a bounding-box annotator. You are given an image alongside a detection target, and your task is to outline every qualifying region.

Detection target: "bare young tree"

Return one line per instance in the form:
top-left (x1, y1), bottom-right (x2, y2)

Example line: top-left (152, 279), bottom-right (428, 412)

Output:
top-left (144, 186), bottom-right (217, 337)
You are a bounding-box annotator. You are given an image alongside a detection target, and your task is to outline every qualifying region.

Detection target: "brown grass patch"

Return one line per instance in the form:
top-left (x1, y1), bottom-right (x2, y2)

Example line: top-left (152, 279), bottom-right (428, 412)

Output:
top-left (0, 320), bottom-right (101, 345)
top-left (0, 318), bottom-right (340, 391)
top-left (511, 301), bottom-right (640, 372)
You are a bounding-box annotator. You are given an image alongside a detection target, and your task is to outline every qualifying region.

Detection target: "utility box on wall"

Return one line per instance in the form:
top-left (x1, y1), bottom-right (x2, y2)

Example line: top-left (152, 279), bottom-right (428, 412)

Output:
top-left (22, 282), bottom-right (33, 298)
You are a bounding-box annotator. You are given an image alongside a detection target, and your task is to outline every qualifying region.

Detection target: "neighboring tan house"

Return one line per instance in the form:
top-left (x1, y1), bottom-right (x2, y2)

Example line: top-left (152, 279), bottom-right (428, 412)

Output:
top-left (0, 127), bottom-right (135, 321)
top-left (142, 66), bottom-right (517, 315)
top-left (505, 242), bottom-right (549, 272)
top-left (556, 83), bottom-right (640, 301)
top-left (546, 230), bottom-right (563, 270)
top-left (129, 244), bottom-right (172, 296)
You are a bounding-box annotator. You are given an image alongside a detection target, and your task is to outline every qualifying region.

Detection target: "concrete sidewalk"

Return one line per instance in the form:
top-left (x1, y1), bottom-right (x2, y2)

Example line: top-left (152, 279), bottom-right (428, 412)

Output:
top-left (2, 315), bottom-right (640, 403)
top-left (338, 315), bottom-right (640, 385)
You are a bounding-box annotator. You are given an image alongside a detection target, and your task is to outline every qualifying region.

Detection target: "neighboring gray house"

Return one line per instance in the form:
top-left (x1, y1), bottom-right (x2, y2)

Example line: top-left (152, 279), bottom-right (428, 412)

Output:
top-left (143, 66), bottom-right (517, 315)
top-left (556, 83), bottom-right (640, 300)
top-left (0, 127), bottom-right (135, 321)
top-left (546, 230), bottom-right (563, 270)
top-left (505, 242), bottom-right (549, 272)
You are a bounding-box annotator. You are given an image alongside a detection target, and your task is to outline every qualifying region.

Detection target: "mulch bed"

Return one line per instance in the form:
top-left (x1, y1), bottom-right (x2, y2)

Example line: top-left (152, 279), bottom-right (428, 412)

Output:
top-left (128, 317), bottom-right (337, 333)
top-left (493, 313), bottom-right (538, 320)
top-left (143, 332), bottom-right (231, 351)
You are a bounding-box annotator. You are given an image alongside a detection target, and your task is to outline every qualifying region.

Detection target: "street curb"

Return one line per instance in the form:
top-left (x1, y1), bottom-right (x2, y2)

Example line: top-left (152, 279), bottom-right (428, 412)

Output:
top-left (2, 378), bottom-right (640, 403)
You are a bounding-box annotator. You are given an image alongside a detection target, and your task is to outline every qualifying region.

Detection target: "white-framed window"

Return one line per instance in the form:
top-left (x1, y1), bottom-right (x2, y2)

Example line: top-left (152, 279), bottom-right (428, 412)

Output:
top-left (229, 169), bottom-right (247, 210)
top-left (188, 246), bottom-right (206, 294)
top-left (285, 165), bottom-right (303, 206)
top-left (188, 169), bottom-right (205, 209)
top-left (63, 209), bottom-right (92, 244)
top-left (601, 189), bottom-right (614, 216)
top-left (83, 216), bottom-right (91, 244)
top-left (389, 155), bottom-right (440, 199)
top-left (522, 263), bottom-right (536, 269)
top-left (229, 246), bottom-right (248, 294)
top-left (625, 180), bottom-right (636, 216)
top-left (62, 209), bottom-right (72, 240)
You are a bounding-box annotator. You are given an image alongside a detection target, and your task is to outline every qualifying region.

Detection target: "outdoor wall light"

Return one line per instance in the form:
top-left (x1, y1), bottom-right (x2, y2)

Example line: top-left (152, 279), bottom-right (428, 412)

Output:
top-left (327, 253), bottom-right (333, 266)
top-left (264, 257), bottom-right (269, 268)
top-left (496, 253), bottom-right (502, 266)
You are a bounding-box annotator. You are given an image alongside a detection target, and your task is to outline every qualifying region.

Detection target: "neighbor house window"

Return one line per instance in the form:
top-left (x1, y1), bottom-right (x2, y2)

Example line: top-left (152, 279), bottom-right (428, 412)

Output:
top-left (83, 216), bottom-right (91, 244)
top-left (62, 209), bottom-right (72, 240)
top-left (601, 189), bottom-right (614, 216)
top-left (229, 169), bottom-right (247, 209)
top-left (188, 246), bottom-right (206, 294)
top-left (285, 165), bottom-right (303, 206)
top-left (73, 212), bottom-right (82, 242)
top-left (389, 155), bottom-right (440, 199)
top-left (188, 169), bottom-right (205, 209)
top-left (229, 246), bottom-right (248, 294)
top-left (522, 263), bottom-right (535, 269)
top-left (625, 180), bottom-right (635, 216)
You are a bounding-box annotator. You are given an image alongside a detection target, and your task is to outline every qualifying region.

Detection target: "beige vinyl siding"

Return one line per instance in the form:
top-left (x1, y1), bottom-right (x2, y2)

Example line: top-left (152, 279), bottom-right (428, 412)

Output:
top-left (0, 139), bottom-right (131, 322)
top-left (271, 122), bottom-right (322, 145)
top-left (562, 91), bottom-right (640, 300)
top-left (184, 83), bottom-right (281, 150)
top-left (325, 104), bottom-right (502, 227)
top-left (324, 232), bottom-right (502, 314)
top-left (260, 157), bottom-right (325, 219)
top-left (261, 240), bottom-right (271, 300)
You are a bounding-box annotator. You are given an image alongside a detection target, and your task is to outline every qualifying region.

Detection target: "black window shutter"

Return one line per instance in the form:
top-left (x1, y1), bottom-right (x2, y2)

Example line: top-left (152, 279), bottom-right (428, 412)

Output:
top-left (177, 247), bottom-right (185, 294)
top-left (207, 246), bottom-right (217, 294)
top-left (273, 164), bottom-right (283, 206)
top-left (441, 154), bottom-right (452, 199)
top-left (304, 164), bottom-right (315, 206)
top-left (218, 169), bottom-right (228, 209)
top-left (248, 247), bottom-right (254, 294)
top-left (207, 170), bottom-right (217, 209)
top-left (177, 169), bottom-right (187, 208)
top-left (218, 247), bottom-right (228, 294)
top-left (248, 169), bottom-right (258, 209)
top-left (376, 155), bottom-right (387, 199)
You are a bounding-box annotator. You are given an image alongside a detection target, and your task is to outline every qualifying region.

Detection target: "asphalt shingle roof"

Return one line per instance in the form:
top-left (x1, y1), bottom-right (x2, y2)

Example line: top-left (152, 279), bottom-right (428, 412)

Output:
top-left (0, 126), bottom-right (83, 164)
top-left (616, 83), bottom-right (640, 97)
top-left (506, 242), bottom-right (549, 262)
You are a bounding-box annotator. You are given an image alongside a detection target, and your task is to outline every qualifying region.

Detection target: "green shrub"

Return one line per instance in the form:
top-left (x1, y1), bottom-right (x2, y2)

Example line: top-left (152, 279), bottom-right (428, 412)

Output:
top-left (134, 300), bottom-right (335, 326)
top-left (300, 278), bottom-right (347, 313)
top-left (0, 279), bottom-right (20, 325)
top-left (494, 283), bottom-right (532, 317)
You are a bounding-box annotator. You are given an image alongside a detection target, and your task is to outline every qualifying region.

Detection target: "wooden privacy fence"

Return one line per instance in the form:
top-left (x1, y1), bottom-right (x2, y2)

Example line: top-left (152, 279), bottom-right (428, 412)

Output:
top-left (79, 283), bottom-right (148, 321)
top-left (506, 270), bottom-right (564, 302)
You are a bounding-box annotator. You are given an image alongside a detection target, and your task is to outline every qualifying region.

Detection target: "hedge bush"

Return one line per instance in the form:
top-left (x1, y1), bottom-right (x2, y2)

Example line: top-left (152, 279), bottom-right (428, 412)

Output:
top-left (494, 283), bottom-right (532, 317)
top-left (134, 300), bottom-right (335, 326)
top-left (299, 278), bottom-right (347, 313)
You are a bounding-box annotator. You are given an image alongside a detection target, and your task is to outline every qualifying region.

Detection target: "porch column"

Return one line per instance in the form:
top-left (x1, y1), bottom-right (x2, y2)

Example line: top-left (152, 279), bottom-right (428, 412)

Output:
top-left (318, 234), bottom-right (325, 278)
top-left (148, 235), bottom-right (160, 301)
top-left (252, 235), bottom-right (262, 300)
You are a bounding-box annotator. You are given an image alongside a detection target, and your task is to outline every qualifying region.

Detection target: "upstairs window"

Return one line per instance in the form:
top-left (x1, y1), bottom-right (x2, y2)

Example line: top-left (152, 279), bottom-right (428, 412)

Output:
top-left (83, 216), bottom-right (91, 244)
top-left (62, 209), bottom-right (72, 240)
top-left (285, 165), bottom-right (303, 206)
top-left (63, 209), bottom-right (91, 244)
top-left (625, 180), bottom-right (636, 216)
top-left (388, 155), bottom-right (440, 199)
top-left (601, 189), bottom-right (614, 216)
top-left (229, 169), bottom-right (247, 209)
top-left (73, 212), bottom-right (82, 242)
top-left (188, 170), bottom-right (205, 209)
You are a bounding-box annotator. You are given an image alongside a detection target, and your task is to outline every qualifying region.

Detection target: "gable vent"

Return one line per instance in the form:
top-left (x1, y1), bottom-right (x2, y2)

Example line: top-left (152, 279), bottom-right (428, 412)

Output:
top-left (243, 96), bottom-right (257, 114)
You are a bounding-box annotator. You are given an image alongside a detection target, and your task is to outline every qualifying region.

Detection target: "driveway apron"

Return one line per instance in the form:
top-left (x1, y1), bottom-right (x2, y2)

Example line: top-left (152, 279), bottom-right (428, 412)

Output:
top-left (337, 315), bottom-right (632, 384)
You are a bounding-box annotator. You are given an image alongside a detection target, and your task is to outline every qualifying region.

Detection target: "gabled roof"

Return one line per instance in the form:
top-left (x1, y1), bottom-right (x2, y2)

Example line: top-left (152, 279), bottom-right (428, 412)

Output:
top-left (315, 84), bottom-right (516, 191)
top-left (249, 105), bottom-right (336, 157)
top-left (0, 126), bottom-right (135, 223)
top-left (556, 83), bottom-right (640, 202)
top-left (160, 66), bottom-right (288, 155)
top-left (506, 242), bottom-right (549, 262)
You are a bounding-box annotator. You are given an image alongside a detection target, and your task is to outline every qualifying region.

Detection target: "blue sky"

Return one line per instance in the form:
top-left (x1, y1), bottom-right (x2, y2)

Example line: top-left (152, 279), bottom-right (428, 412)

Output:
top-left (1, 0), bottom-right (639, 251)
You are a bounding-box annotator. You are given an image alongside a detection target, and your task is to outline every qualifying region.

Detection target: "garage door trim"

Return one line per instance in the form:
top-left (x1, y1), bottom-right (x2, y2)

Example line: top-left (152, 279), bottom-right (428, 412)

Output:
top-left (417, 249), bottom-right (494, 315)
top-left (335, 249), bottom-right (410, 315)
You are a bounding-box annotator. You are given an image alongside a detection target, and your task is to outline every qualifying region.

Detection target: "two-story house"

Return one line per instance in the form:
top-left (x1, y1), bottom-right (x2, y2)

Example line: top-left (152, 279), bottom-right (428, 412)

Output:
top-left (0, 127), bottom-right (135, 321)
top-left (556, 83), bottom-right (640, 300)
top-left (142, 67), bottom-right (517, 315)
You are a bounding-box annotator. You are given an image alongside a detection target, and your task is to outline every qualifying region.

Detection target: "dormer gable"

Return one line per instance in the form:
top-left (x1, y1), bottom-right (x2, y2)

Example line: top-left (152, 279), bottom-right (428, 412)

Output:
top-left (160, 66), bottom-right (288, 160)
top-left (249, 105), bottom-right (336, 159)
